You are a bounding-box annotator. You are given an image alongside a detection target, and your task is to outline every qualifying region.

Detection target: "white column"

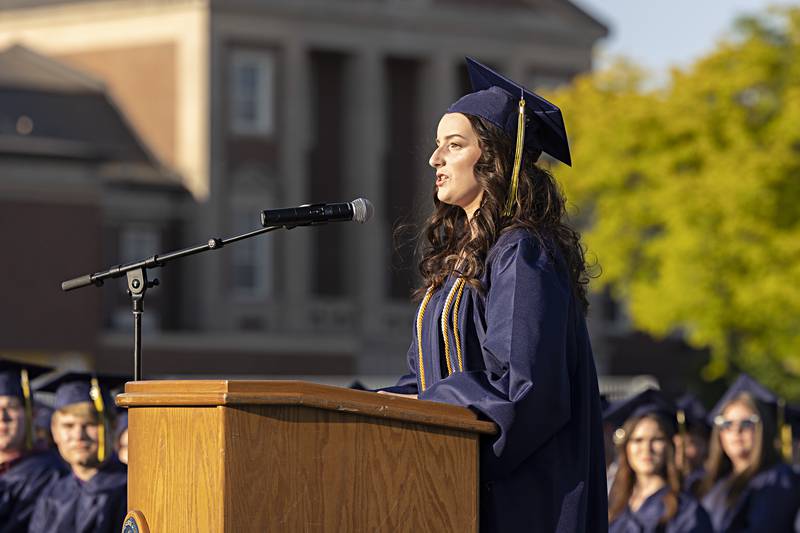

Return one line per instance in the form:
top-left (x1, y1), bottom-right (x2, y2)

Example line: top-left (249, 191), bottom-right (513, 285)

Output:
top-left (345, 50), bottom-right (387, 370)
top-left (281, 39), bottom-right (312, 331)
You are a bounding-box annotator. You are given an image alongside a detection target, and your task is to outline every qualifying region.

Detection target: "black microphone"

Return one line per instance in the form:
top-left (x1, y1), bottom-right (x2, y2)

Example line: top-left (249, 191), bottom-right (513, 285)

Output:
top-left (260, 198), bottom-right (373, 227)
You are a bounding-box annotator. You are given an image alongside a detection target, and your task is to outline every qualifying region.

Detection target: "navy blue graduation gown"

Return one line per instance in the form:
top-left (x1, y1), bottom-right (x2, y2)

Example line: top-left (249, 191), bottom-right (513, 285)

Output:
top-left (28, 458), bottom-right (127, 533)
top-left (0, 451), bottom-right (65, 533)
top-left (701, 462), bottom-right (800, 532)
top-left (388, 229), bottom-right (608, 532)
top-left (609, 487), bottom-right (713, 533)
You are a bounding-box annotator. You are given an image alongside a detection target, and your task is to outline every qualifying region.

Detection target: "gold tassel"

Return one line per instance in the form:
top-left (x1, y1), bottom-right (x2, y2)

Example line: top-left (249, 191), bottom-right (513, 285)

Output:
top-left (503, 97), bottom-right (526, 217)
top-left (676, 409), bottom-right (688, 473)
top-left (20, 369), bottom-right (33, 451)
top-left (778, 398), bottom-right (793, 462)
top-left (90, 377), bottom-right (106, 463)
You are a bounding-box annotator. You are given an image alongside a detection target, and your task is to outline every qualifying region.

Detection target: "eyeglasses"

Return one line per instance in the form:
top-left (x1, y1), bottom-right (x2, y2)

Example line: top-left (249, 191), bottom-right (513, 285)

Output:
top-left (714, 414), bottom-right (760, 432)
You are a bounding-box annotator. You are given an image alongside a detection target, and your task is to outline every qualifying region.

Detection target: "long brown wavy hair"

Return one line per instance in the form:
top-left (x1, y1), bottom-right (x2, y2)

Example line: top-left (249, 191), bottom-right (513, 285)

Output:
top-left (414, 114), bottom-right (592, 312)
top-left (698, 392), bottom-right (781, 506)
top-left (608, 414), bottom-right (681, 525)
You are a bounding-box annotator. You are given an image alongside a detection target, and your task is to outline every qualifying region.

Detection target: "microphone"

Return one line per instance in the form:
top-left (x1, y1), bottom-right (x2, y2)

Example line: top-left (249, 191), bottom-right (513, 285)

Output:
top-left (261, 198), bottom-right (373, 227)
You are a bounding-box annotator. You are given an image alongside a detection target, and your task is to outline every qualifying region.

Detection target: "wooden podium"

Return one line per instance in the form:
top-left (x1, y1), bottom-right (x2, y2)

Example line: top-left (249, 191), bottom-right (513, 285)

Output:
top-left (117, 380), bottom-right (496, 532)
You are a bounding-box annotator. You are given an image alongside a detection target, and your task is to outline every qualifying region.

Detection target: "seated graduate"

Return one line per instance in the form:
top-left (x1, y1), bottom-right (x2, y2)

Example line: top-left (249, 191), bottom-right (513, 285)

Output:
top-left (31, 402), bottom-right (55, 452)
top-left (605, 389), bottom-right (713, 533)
top-left (699, 374), bottom-right (800, 532)
top-left (674, 393), bottom-right (711, 495)
top-left (28, 373), bottom-right (128, 533)
top-left (0, 360), bottom-right (65, 533)
top-left (382, 57), bottom-right (607, 532)
top-left (114, 412), bottom-right (128, 466)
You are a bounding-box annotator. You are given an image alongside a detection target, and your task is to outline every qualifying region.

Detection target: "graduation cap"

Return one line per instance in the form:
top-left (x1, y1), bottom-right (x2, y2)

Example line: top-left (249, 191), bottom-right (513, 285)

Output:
top-left (447, 57), bottom-right (571, 216)
top-left (36, 371), bottom-right (128, 463)
top-left (675, 393), bottom-right (711, 434)
top-left (0, 359), bottom-right (52, 398)
top-left (603, 388), bottom-right (677, 444)
top-left (0, 359), bottom-right (53, 450)
top-left (708, 373), bottom-right (794, 462)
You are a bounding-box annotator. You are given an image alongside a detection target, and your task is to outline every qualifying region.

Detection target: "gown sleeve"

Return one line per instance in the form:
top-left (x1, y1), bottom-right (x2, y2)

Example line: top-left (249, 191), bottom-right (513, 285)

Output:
top-left (419, 236), bottom-right (574, 475)
top-left (738, 467), bottom-right (800, 532)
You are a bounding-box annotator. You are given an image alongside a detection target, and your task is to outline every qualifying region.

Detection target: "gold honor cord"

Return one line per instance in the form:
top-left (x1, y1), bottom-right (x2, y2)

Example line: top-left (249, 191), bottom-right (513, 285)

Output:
top-left (416, 289), bottom-right (433, 391)
top-left (503, 98), bottom-right (526, 217)
top-left (451, 279), bottom-right (466, 372)
top-left (89, 378), bottom-right (106, 463)
top-left (440, 281), bottom-right (461, 375)
top-left (20, 369), bottom-right (33, 451)
top-left (417, 279), bottom-right (468, 391)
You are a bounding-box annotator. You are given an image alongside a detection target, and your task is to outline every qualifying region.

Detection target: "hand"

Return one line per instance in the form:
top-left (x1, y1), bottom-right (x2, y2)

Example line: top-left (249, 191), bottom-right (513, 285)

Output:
top-left (377, 391), bottom-right (418, 399)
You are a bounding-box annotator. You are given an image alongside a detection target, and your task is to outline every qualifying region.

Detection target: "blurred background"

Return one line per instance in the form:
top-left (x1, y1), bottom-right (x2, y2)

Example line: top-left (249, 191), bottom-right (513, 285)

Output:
top-left (1, 0), bottom-right (798, 404)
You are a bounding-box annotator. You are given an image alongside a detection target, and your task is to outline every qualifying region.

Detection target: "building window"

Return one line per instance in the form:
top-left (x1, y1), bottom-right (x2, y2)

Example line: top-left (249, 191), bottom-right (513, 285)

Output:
top-left (230, 49), bottom-right (276, 136)
top-left (231, 210), bottom-right (272, 299)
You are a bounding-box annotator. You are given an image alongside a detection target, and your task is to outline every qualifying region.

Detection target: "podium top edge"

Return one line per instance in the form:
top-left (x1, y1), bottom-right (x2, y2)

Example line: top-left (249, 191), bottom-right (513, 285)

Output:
top-left (116, 380), bottom-right (497, 435)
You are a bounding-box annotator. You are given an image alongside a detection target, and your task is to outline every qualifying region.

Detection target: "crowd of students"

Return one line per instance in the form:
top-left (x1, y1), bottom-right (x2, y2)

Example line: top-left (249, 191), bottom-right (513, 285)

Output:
top-left (603, 374), bottom-right (800, 532)
top-left (0, 361), bottom-right (128, 533)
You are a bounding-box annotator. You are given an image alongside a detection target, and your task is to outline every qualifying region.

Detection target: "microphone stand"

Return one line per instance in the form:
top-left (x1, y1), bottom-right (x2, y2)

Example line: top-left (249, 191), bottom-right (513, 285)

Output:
top-left (61, 224), bottom-right (285, 381)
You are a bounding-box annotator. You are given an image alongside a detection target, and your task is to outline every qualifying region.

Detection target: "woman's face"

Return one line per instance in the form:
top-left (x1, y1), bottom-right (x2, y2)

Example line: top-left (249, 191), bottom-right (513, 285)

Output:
top-left (718, 401), bottom-right (758, 466)
top-left (626, 417), bottom-right (669, 477)
top-left (429, 113), bottom-right (483, 217)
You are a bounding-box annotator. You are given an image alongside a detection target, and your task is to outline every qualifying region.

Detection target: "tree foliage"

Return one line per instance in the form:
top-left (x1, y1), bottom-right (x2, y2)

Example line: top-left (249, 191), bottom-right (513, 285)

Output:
top-left (547, 7), bottom-right (800, 398)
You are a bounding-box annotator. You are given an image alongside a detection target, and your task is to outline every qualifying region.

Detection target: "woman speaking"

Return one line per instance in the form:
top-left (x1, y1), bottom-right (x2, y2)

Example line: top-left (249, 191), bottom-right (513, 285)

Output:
top-left (382, 57), bottom-right (607, 532)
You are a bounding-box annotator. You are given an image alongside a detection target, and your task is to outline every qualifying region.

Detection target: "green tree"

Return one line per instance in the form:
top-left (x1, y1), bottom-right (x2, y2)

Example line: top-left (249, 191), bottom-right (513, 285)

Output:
top-left (547, 7), bottom-right (800, 398)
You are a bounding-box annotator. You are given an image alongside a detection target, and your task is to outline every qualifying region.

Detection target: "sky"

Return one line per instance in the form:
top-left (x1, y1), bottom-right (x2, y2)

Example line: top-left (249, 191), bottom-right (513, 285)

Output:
top-left (572, 0), bottom-right (799, 76)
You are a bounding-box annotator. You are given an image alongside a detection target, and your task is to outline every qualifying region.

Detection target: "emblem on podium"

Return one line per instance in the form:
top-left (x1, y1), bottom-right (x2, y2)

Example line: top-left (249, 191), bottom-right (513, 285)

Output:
top-left (121, 510), bottom-right (150, 533)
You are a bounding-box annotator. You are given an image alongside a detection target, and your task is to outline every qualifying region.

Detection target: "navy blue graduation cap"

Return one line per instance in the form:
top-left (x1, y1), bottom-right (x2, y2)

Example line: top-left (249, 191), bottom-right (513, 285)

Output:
top-left (35, 371), bottom-right (127, 411)
top-left (604, 388), bottom-right (678, 444)
top-left (449, 57), bottom-right (571, 166)
top-left (709, 373), bottom-right (794, 461)
top-left (604, 388), bottom-right (677, 427)
top-left (675, 393), bottom-right (710, 434)
top-left (0, 359), bottom-right (52, 398)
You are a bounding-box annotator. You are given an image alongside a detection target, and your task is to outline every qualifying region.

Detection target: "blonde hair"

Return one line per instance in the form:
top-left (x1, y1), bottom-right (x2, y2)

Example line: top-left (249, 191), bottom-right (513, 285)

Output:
top-left (54, 401), bottom-right (102, 424)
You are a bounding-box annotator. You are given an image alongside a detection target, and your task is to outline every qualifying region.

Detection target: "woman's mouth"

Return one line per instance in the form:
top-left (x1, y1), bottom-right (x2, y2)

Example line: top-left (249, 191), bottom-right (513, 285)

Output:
top-left (436, 175), bottom-right (448, 187)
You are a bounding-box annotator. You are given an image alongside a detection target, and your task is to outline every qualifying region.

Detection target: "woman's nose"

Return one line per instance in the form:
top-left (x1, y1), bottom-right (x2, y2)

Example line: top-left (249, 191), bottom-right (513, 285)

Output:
top-left (429, 146), bottom-right (443, 168)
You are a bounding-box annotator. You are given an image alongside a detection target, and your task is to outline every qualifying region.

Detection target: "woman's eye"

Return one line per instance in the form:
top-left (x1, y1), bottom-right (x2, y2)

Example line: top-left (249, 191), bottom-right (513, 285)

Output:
top-left (449, 143), bottom-right (461, 149)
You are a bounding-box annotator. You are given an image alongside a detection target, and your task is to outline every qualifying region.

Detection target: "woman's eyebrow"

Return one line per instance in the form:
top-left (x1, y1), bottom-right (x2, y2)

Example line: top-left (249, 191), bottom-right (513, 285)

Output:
top-left (436, 133), bottom-right (467, 144)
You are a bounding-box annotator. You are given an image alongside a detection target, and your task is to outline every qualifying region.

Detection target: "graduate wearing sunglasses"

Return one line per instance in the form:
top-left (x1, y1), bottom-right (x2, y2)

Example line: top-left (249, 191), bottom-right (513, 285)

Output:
top-left (605, 389), bottom-right (712, 532)
top-left (699, 374), bottom-right (800, 532)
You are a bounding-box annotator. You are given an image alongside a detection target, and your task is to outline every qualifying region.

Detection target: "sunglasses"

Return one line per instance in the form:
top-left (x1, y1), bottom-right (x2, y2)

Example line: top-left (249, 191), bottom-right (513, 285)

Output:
top-left (713, 414), bottom-right (760, 432)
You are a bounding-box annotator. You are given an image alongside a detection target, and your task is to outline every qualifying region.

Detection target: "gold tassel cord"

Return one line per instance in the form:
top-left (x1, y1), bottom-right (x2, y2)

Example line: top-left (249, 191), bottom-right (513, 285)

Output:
top-left (418, 279), bottom-right (468, 389)
top-left (440, 280), bottom-right (463, 376)
top-left (90, 378), bottom-right (106, 463)
top-left (416, 289), bottom-right (433, 391)
top-left (503, 98), bottom-right (526, 217)
top-left (20, 369), bottom-right (33, 451)
top-left (451, 279), bottom-right (466, 373)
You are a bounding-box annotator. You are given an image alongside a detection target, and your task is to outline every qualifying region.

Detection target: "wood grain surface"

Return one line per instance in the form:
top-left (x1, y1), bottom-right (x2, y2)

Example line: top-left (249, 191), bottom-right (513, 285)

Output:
top-left (128, 406), bottom-right (224, 532)
top-left (224, 405), bottom-right (479, 532)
